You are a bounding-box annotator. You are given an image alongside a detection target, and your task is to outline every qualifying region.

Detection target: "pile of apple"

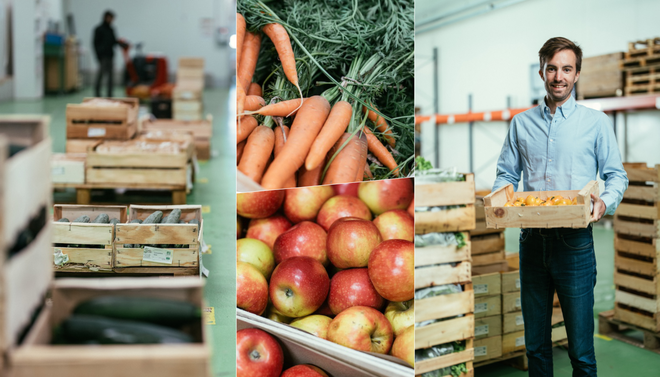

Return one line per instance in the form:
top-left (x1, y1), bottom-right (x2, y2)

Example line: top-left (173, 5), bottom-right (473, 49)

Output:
top-left (236, 179), bottom-right (415, 370)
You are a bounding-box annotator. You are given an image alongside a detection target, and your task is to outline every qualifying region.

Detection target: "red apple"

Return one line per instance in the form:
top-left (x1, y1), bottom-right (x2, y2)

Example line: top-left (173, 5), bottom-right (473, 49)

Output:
top-left (263, 302), bottom-right (293, 324)
top-left (316, 195), bottom-right (372, 231)
top-left (247, 215), bottom-right (292, 249)
top-left (237, 262), bottom-right (269, 315)
top-left (326, 217), bottom-right (382, 268)
top-left (237, 218), bottom-right (243, 238)
top-left (289, 315), bottom-right (333, 339)
top-left (236, 328), bottom-right (284, 377)
top-left (390, 325), bottom-right (414, 367)
top-left (328, 268), bottom-right (384, 314)
top-left (368, 239), bottom-right (414, 302)
top-left (358, 178), bottom-right (414, 215)
top-left (283, 186), bottom-right (335, 224)
top-left (313, 298), bottom-right (334, 317)
top-left (273, 221), bottom-right (327, 265)
top-left (332, 182), bottom-right (360, 197)
top-left (373, 209), bottom-right (414, 241)
top-left (237, 190), bottom-right (285, 219)
top-left (270, 256), bottom-right (330, 318)
top-left (327, 306), bottom-right (393, 354)
top-left (281, 365), bottom-right (329, 377)
top-left (237, 238), bottom-right (275, 279)
top-left (407, 197), bottom-right (414, 217)
top-left (384, 300), bottom-right (414, 337)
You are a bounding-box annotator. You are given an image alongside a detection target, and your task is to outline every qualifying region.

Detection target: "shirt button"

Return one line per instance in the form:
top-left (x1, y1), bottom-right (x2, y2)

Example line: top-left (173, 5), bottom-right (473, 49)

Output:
top-left (549, 159), bottom-right (552, 162)
top-left (547, 178), bottom-right (551, 182)
top-left (550, 139), bottom-right (554, 142)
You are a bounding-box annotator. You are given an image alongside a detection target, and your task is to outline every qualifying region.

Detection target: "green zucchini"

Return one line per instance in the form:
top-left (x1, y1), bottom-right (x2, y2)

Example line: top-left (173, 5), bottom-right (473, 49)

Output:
top-left (129, 219), bottom-right (143, 224)
top-left (163, 209), bottom-right (182, 224)
top-left (92, 213), bottom-right (110, 224)
top-left (74, 296), bottom-right (201, 327)
top-left (72, 215), bottom-right (90, 223)
top-left (109, 218), bottom-right (120, 224)
top-left (189, 219), bottom-right (199, 225)
top-left (143, 211), bottom-right (163, 224)
top-left (57, 218), bottom-right (70, 223)
top-left (59, 315), bottom-right (193, 344)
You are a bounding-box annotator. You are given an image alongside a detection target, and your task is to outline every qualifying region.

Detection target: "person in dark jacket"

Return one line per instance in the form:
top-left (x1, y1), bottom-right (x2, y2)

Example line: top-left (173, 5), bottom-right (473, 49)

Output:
top-left (93, 10), bottom-right (121, 97)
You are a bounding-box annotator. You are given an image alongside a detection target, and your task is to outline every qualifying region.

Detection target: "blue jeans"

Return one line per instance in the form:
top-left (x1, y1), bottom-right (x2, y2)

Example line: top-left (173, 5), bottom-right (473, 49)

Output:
top-left (519, 226), bottom-right (597, 377)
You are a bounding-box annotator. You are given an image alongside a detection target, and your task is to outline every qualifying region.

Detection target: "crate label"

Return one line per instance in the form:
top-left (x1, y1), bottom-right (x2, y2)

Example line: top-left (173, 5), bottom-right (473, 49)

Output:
top-left (475, 324), bottom-right (489, 336)
top-left (52, 166), bottom-right (65, 175)
top-left (87, 127), bottom-right (106, 137)
top-left (516, 279), bottom-right (521, 289)
top-left (475, 284), bottom-right (489, 294)
top-left (515, 336), bottom-right (525, 347)
top-left (143, 246), bottom-right (173, 264)
top-left (516, 315), bottom-right (524, 326)
top-left (474, 346), bottom-right (487, 357)
top-left (475, 302), bottom-right (489, 313)
top-left (515, 297), bottom-right (521, 308)
top-left (203, 307), bottom-right (215, 325)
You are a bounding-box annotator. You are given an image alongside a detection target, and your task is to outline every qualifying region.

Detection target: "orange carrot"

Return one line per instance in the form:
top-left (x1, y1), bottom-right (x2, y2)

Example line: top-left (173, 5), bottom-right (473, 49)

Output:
top-left (236, 14), bottom-right (246, 68)
top-left (237, 140), bottom-right (246, 165)
top-left (247, 82), bottom-right (262, 97)
top-left (237, 80), bottom-right (246, 120)
top-left (238, 126), bottom-right (275, 184)
top-left (305, 100), bottom-right (352, 171)
top-left (354, 132), bottom-right (369, 181)
top-left (362, 105), bottom-right (395, 147)
top-left (364, 127), bottom-right (399, 176)
top-left (363, 162), bottom-right (373, 179)
top-left (244, 95), bottom-right (266, 112)
top-left (238, 32), bottom-right (261, 92)
top-left (322, 132), bottom-right (366, 185)
top-left (262, 23), bottom-right (303, 116)
top-left (261, 96), bottom-right (331, 189)
top-left (241, 98), bottom-right (306, 117)
top-left (237, 115), bottom-right (258, 144)
top-left (274, 125), bottom-right (297, 188)
top-left (298, 160), bottom-right (324, 187)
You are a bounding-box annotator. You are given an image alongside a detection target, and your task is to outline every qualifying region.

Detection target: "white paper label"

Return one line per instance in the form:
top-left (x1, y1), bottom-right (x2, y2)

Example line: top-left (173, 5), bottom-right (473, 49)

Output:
top-left (475, 324), bottom-right (489, 336)
top-left (516, 315), bottom-right (524, 326)
top-left (515, 336), bottom-right (525, 347)
top-left (516, 279), bottom-right (521, 289)
top-left (515, 297), bottom-right (522, 308)
top-left (474, 346), bottom-right (487, 357)
top-left (87, 127), bottom-right (106, 137)
top-left (475, 284), bottom-right (489, 294)
top-left (143, 246), bottom-right (174, 264)
top-left (475, 302), bottom-right (488, 313)
top-left (52, 166), bottom-right (65, 175)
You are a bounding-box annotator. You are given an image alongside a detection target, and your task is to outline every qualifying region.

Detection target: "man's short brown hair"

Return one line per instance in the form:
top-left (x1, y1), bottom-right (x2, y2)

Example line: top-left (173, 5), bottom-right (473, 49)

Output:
top-left (539, 37), bottom-right (582, 72)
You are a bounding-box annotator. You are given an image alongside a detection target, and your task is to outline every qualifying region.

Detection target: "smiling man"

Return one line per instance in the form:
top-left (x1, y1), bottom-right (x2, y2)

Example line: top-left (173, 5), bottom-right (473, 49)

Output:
top-left (492, 37), bottom-right (628, 376)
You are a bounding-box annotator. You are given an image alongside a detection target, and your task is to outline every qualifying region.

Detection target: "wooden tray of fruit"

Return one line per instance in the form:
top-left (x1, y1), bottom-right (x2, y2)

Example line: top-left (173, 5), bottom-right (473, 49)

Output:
top-left (483, 181), bottom-right (598, 229)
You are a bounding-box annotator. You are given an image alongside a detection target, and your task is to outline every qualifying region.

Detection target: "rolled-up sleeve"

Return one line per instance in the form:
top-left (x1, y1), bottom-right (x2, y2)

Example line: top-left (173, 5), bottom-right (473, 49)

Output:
top-left (493, 116), bottom-right (523, 192)
top-left (597, 113), bottom-right (628, 215)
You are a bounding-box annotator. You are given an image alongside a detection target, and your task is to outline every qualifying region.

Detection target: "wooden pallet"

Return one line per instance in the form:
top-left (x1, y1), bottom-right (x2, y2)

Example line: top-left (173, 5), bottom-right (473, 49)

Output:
top-left (621, 53), bottom-right (660, 69)
top-left (625, 38), bottom-right (660, 59)
top-left (625, 82), bottom-right (660, 96)
top-left (598, 309), bottom-right (660, 355)
top-left (66, 97), bottom-right (138, 140)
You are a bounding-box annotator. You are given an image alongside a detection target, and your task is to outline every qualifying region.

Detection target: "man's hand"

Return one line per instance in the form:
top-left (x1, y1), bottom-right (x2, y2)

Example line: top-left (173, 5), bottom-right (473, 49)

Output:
top-left (590, 193), bottom-right (606, 223)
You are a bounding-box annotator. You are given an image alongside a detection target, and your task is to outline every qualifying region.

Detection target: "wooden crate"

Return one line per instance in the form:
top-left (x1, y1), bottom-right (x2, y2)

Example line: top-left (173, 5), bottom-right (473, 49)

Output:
top-left (415, 233), bottom-right (471, 267)
top-left (173, 110), bottom-right (204, 121)
top-left (502, 330), bottom-right (526, 354)
top-left (577, 52), bottom-right (624, 99)
top-left (472, 271), bottom-right (501, 298)
top-left (176, 58), bottom-right (204, 84)
top-left (598, 309), bottom-right (660, 355)
top-left (140, 115), bottom-right (213, 160)
top-left (471, 233), bottom-right (505, 255)
top-left (416, 173), bottom-right (475, 207)
top-left (66, 98), bottom-right (138, 140)
top-left (474, 336), bottom-right (502, 363)
top-left (503, 292), bottom-right (522, 314)
top-left (173, 100), bottom-right (202, 113)
top-left (470, 220), bottom-right (505, 236)
top-left (8, 278), bottom-right (209, 377)
top-left (114, 205), bottom-right (202, 276)
top-left (475, 295), bottom-right (501, 319)
top-left (51, 153), bottom-right (85, 184)
top-left (415, 261), bottom-right (471, 290)
top-left (503, 312), bottom-right (525, 334)
top-left (475, 315), bottom-right (502, 340)
top-left (52, 205), bottom-right (127, 273)
top-left (173, 83), bottom-right (203, 101)
top-left (416, 324), bottom-right (474, 375)
top-left (65, 139), bottom-right (101, 154)
top-left (416, 205), bottom-right (476, 234)
top-left (551, 307), bottom-right (568, 344)
top-left (483, 181), bottom-right (598, 229)
top-left (501, 266), bottom-right (521, 294)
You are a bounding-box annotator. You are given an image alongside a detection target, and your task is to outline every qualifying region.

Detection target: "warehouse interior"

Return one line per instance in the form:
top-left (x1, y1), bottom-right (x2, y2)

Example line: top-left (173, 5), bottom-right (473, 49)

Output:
top-left (415, 0), bottom-right (660, 375)
top-left (0, 0), bottom-right (235, 376)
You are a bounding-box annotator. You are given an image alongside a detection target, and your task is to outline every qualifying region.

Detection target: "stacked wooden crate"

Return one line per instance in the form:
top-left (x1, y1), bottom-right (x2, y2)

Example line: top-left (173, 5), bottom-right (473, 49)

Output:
top-left (173, 58), bottom-right (204, 120)
top-left (471, 195), bottom-right (506, 267)
top-left (415, 174), bottom-right (476, 377)
top-left (577, 52), bottom-right (624, 100)
top-left (613, 162), bottom-right (660, 333)
top-left (141, 115), bottom-right (213, 160)
top-left (621, 38), bottom-right (660, 96)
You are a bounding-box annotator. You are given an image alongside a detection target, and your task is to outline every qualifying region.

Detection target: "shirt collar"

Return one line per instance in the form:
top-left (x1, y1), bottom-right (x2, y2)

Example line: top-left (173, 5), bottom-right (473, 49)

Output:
top-left (540, 95), bottom-right (576, 121)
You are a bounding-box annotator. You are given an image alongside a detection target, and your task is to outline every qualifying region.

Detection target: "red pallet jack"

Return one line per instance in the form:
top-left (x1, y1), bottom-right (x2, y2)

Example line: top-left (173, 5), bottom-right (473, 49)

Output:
top-left (120, 41), bottom-right (174, 101)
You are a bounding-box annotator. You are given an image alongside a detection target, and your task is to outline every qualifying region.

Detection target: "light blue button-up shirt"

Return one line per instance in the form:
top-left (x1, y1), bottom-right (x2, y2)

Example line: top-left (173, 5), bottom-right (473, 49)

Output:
top-left (493, 95), bottom-right (628, 215)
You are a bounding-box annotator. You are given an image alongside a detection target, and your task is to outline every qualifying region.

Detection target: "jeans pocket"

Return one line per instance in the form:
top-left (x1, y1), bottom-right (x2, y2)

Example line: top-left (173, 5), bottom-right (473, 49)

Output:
top-left (561, 233), bottom-right (593, 250)
top-left (520, 229), bottom-right (531, 244)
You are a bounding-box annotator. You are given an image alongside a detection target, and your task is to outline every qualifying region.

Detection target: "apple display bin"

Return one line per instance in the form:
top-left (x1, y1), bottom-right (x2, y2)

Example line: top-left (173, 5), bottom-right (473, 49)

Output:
top-left (237, 309), bottom-right (412, 377)
top-left (8, 278), bottom-right (210, 377)
top-left (483, 181), bottom-right (599, 229)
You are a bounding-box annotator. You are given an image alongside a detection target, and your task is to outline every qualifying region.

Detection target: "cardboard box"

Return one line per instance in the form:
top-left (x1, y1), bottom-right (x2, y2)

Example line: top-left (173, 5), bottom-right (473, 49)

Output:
top-left (475, 315), bottom-right (502, 340)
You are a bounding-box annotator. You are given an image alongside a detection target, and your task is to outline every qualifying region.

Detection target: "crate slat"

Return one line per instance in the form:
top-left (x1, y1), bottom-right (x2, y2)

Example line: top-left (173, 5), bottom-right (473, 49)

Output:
top-left (416, 289), bottom-right (474, 323)
top-left (415, 315), bottom-right (474, 350)
top-left (415, 205), bottom-right (476, 234)
top-left (415, 261), bottom-right (471, 289)
top-left (415, 239), bottom-right (470, 267)
top-left (415, 174), bottom-right (475, 207)
top-left (617, 203), bottom-right (660, 220)
top-left (614, 272), bottom-right (659, 295)
top-left (115, 247), bottom-right (198, 267)
top-left (471, 233), bottom-right (504, 255)
top-left (614, 216), bottom-right (660, 238)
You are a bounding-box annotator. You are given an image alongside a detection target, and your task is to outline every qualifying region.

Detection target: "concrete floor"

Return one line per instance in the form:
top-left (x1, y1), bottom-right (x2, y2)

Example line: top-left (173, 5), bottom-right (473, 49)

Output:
top-left (0, 87), bottom-right (236, 377)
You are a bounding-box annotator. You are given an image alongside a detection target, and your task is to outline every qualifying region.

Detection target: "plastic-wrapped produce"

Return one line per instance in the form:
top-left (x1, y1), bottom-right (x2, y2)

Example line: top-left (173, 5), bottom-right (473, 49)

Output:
top-left (414, 283), bottom-right (462, 300)
top-left (415, 232), bottom-right (467, 249)
top-left (415, 341), bottom-right (468, 377)
top-left (415, 205), bottom-right (463, 213)
top-left (415, 167), bottom-right (465, 184)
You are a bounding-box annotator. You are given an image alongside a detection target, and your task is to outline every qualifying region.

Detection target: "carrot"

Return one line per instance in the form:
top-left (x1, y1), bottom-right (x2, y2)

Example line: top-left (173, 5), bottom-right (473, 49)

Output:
top-left (354, 132), bottom-right (369, 181)
top-left (247, 82), bottom-right (262, 97)
top-left (236, 14), bottom-right (246, 67)
top-left (237, 32), bottom-right (261, 92)
top-left (261, 96), bottom-right (331, 189)
top-left (262, 23), bottom-right (303, 117)
top-left (298, 160), bottom-right (324, 187)
top-left (237, 140), bottom-right (246, 165)
top-left (364, 127), bottom-right (399, 176)
top-left (240, 98), bottom-right (306, 117)
top-left (322, 132), bottom-right (366, 185)
top-left (274, 125), bottom-right (297, 188)
top-left (244, 95), bottom-right (266, 112)
top-left (363, 162), bottom-right (374, 179)
top-left (305, 100), bottom-right (352, 171)
top-left (238, 126), bottom-right (275, 184)
top-left (237, 80), bottom-right (246, 120)
top-left (237, 115), bottom-right (258, 144)
top-left (362, 105), bottom-right (396, 147)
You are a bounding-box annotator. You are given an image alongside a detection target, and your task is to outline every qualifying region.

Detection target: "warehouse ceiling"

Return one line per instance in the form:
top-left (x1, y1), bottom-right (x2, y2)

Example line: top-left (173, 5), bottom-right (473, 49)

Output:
top-left (415, 0), bottom-right (530, 34)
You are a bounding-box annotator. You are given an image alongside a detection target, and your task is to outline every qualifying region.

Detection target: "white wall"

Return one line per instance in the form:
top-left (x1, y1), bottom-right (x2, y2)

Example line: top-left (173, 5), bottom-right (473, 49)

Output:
top-left (12, 0), bottom-right (43, 99)
top-left (63, 0), bottom-right (234, 88)
top-left (415, 0), bottom-right (660, 190)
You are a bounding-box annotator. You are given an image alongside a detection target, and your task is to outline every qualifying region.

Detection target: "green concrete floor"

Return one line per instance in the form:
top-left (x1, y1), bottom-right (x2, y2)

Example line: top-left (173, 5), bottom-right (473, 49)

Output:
top-left (0, 87), bottom-right (235, 377)
top-left (478, 224), bottom-right (660, 376)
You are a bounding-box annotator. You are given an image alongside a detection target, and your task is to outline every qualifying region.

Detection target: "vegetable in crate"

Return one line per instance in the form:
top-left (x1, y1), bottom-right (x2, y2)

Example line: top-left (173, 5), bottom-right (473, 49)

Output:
top-left (73, 215), bottom-right (90, 223)
top-left (109, 218), bottom-right (120, 224)
top-left (74, 296), bottom-right (201, 327)
top-left (57, 218), bottom-right (70, 223)
top-left (91, 213), bottom-right (110, 224)
top-left (162, 208), bottom-right (182, 224)
top-left (58, 315), bottom-right (193, 344)
top-left (143, 211), bottom-right (163, 224)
